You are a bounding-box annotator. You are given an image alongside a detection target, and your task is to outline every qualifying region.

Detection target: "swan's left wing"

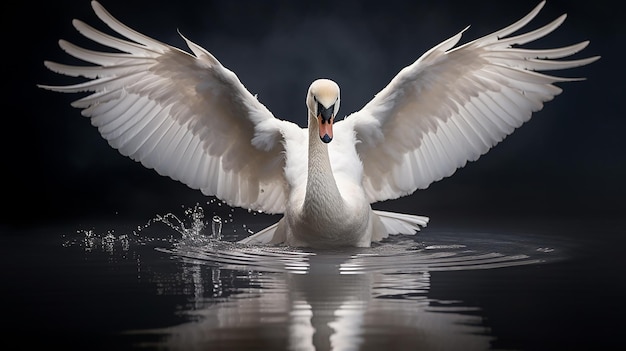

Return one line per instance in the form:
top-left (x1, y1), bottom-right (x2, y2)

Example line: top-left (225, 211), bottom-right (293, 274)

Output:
top-left (39, 1), bottom-right (298, 214)
top-left (340, 1), bottom-right (599, 204)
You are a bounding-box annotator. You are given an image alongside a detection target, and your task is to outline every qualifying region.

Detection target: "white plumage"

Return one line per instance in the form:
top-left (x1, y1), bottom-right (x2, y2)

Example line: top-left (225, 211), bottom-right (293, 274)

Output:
top-left (40, 1), bottom-right (598, 247)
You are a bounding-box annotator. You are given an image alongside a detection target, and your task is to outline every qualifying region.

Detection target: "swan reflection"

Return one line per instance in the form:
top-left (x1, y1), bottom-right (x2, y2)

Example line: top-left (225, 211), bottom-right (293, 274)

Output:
top-left (127, 233), bottom-right (555, 350)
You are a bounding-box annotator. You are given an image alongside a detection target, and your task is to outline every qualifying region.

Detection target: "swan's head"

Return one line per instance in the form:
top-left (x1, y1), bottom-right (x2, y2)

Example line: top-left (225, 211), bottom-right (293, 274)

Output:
top-left (307, 79), bottom-right (340, 143)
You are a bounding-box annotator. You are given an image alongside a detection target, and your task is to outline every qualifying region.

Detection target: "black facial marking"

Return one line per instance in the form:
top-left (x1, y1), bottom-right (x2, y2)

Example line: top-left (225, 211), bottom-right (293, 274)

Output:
top-left (318, 102), bottom-right (334, 123)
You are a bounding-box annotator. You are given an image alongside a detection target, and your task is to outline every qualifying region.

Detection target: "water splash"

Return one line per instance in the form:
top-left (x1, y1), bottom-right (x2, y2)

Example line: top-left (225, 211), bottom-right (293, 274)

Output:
top-left (62, 228), bottom-right (132, 254)
top-left (145, 204), bottom-right (211, 244)
top-left (62, 202), bottom-right (232, 254)
top-left (128, 203), bottom-right (231, 245)
top-left (211, 215), bottom-right (223, 241)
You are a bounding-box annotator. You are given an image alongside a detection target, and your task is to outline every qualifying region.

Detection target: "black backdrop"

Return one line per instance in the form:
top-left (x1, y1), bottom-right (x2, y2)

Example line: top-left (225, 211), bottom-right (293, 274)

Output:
top-left (4, 0), bottom-right (622, 228)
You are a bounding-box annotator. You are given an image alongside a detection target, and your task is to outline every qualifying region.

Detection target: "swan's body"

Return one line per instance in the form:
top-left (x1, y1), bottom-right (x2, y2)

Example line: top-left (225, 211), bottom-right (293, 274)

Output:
top-left (40, 1), bottom-right (598, 247)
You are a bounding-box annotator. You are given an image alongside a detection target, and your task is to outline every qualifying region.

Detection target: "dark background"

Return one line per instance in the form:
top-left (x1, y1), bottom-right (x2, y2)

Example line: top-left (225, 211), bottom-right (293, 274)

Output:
top-left (3, 0), bottom-right (622, 229)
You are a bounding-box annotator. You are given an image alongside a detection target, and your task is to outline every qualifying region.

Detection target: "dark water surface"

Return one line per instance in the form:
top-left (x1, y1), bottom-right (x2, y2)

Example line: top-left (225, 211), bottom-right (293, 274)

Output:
top-left (3, 208), bottom-right (624, 350)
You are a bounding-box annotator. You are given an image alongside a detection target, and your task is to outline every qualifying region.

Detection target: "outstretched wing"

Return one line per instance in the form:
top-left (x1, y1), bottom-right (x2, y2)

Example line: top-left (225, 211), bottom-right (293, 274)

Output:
top-left (340, 1), bottom-right (599, 204)
top-left (39, 1), bottom-right (298, 214)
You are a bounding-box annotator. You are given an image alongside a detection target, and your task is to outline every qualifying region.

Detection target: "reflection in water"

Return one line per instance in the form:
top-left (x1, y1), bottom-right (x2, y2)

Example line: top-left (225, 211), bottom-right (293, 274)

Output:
top-left (63, 206), bottom-right (561, 350)
top-left (138, 234), bottom-right (554, 351)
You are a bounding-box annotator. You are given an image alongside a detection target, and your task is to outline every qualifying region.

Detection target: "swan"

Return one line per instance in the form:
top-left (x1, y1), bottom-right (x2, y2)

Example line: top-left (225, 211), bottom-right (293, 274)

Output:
top-left (39, 1), bottom-right (598, 248)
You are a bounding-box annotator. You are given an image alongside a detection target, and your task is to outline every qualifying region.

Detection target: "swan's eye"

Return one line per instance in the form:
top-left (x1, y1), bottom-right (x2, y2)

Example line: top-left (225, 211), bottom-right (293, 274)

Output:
top-left (313, 96), bottom-right (318, 103)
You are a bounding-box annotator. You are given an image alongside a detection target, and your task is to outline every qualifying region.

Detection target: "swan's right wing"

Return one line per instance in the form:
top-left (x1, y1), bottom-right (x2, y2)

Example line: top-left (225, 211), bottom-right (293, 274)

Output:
top-left (341, 1), bottom-right (598, 204)
top-left (39, 1), bottom-right (301, 214)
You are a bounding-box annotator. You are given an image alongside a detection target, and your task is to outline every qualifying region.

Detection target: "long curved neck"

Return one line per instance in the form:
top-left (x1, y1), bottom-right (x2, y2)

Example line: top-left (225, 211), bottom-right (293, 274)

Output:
top-left (304, 113), bottom-right (343, 216)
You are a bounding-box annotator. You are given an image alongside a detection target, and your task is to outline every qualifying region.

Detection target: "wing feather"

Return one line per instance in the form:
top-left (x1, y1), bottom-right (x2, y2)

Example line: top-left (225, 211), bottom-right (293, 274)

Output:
top-left (39, 1), bottom-right (297, 213)
top-left (342, 1), bottom-right (599, 203)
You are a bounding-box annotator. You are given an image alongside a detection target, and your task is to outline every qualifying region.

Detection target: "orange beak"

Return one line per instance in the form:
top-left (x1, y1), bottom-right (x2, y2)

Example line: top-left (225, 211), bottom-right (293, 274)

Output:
top-left (318, 114), bottom-right (333, 143)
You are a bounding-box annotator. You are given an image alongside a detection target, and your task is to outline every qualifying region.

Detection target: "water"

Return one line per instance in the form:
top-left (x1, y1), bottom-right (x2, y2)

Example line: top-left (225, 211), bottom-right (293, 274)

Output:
top-left (2, 205), bottom-right (624, 350)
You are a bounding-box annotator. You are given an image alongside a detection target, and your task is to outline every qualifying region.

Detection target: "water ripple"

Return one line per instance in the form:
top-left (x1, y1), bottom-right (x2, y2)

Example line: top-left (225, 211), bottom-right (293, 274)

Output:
top-left (159, 230), bottom-right (560, 276)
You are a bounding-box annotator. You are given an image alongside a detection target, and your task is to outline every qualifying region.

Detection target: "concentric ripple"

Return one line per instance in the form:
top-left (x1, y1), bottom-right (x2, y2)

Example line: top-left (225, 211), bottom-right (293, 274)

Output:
top-left (161, 230), bottom-right (561, 275)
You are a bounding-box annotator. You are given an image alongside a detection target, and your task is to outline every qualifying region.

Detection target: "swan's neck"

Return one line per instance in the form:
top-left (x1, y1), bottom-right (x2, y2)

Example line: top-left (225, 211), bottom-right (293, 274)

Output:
top-left (304, 113), bottom-right (343, 216)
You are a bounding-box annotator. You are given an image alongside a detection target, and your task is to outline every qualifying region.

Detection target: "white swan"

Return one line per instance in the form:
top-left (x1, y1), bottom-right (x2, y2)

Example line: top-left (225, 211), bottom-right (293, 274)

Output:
top-left (39, 1), bottom-right (598, 247)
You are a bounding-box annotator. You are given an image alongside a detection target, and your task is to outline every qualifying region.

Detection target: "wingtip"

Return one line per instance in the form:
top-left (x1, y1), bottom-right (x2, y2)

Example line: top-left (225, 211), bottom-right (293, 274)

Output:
top-left (36, 82), bottom-right (56, 91)
top-left (178, 30), bottom-right (221, 65)
top-left (580, 40), bottom-right (590, 49)
top-left (588, 55), bottom-right (602, 64)
top-left (71, 19), bottom-right (88, 34)
top-left (91, 1), bottom-right (102, 11)
top-left (536, 0), bottom-right (547, 12)
top-left (90, 1), bottom-right (110, 24)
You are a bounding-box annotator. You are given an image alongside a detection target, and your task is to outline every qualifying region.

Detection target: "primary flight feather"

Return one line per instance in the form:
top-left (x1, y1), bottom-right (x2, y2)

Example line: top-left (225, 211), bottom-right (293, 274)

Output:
top-left (39, 1), bottom-right (598, 247)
